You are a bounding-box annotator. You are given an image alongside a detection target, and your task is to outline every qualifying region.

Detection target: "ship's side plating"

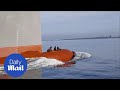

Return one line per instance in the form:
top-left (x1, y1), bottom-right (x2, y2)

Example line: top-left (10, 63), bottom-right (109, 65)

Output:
top-left (0, 11), bottom-right (42, 79)
top-left (0, 11), bottom-right (42, 64)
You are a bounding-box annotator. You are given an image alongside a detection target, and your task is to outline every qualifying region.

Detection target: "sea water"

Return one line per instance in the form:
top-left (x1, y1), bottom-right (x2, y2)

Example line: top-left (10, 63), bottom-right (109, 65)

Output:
top-left (42, 38), bottom-right (120, 79)
top-left (0, 38), bottom-right (120, 79)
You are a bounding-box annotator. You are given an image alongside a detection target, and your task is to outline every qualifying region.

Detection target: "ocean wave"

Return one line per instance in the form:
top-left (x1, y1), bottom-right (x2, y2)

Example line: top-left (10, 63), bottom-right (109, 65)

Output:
top-left (71, 52), bottom-right (91, 61)
top-left (27, 57), bottom-right (64, 70)
top-left (0, 51), bottom-right (91, 75)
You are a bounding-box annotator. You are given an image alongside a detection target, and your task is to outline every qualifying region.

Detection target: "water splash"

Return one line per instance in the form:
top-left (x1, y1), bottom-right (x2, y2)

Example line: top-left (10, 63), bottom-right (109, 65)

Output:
top-left (0, 51), bottom-right (91, 75)
top-left (27, 57), bottom-right (64, 70)
top-left (72, 52), bottom-right (91, 61)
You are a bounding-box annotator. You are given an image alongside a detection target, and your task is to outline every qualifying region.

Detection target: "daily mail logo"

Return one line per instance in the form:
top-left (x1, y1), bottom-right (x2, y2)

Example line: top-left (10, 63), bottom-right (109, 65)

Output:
top-left (4, 53), bottom-right (27, 77)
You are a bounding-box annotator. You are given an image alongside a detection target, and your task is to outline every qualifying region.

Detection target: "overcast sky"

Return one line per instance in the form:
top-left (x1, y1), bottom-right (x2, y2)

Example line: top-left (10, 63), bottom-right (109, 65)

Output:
top-left (40, 11), bottom-right (120, 37)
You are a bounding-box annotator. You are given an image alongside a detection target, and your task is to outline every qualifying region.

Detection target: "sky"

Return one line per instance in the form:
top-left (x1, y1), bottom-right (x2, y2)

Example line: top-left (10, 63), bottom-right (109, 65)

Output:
top-left (40, 11), bottom-right (120, 39)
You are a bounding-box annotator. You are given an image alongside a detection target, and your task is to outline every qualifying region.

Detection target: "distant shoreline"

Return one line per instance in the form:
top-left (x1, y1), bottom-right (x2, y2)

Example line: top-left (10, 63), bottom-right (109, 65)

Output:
top-left (62, 37), bottom-right (120, 40)
top-left (43, 37), bottom-right (120, 41)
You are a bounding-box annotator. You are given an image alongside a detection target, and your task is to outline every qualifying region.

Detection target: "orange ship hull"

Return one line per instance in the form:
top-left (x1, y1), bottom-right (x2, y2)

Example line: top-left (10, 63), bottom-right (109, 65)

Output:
top-left (39, 49), bottom-right (75, 62)
top-left (0, 49), bottom-right (74, 79)
top-left (20, 49), bottom-right (75, 63)
top-left (0, 49), bottom-right (74, 64)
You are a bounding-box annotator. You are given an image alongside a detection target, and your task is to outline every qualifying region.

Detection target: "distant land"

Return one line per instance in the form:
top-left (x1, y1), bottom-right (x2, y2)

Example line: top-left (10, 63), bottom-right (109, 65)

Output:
top-left (42, 33), bottom-right (120, 41)
top-left (61, 35), bottom-right (120, 41)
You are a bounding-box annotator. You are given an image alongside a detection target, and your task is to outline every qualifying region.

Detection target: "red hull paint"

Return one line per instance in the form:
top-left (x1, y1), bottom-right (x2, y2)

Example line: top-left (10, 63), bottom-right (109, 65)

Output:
top-left (0, 49), bottom-right (74, 79)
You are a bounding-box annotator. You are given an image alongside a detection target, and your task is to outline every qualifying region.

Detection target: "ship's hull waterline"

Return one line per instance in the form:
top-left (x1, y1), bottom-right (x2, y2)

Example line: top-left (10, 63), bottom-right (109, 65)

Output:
top-left (0, 11), bottom-right (42, 63)
top-left (0, 11), bottom-right (75, 79)
top-left (0, 11), bottom-right (42, 79)
top-left (0, 45), bottom-right (42, 64)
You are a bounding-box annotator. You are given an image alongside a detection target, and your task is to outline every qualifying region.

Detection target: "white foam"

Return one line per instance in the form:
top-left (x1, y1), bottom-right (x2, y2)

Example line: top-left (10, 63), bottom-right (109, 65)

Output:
top-left (77, 52), bottom-right (91, 58)
top-left (0, 51), bottom-right (91, 75)
top-left (0, 65), bottom-right (5, 75)
top-left (26, 52), bottom-right (91, 69)
top-left (71, 52), bottom-right (91, 61)
top-left (27, 57), bottom-right (64, 70)
top-left (0, 57), bottom-right (64, 75)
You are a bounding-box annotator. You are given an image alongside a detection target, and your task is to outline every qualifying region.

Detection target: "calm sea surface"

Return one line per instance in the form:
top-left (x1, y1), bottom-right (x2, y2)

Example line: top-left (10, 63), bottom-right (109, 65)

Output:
top-left (41, 38), bottom-right (120, 79)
